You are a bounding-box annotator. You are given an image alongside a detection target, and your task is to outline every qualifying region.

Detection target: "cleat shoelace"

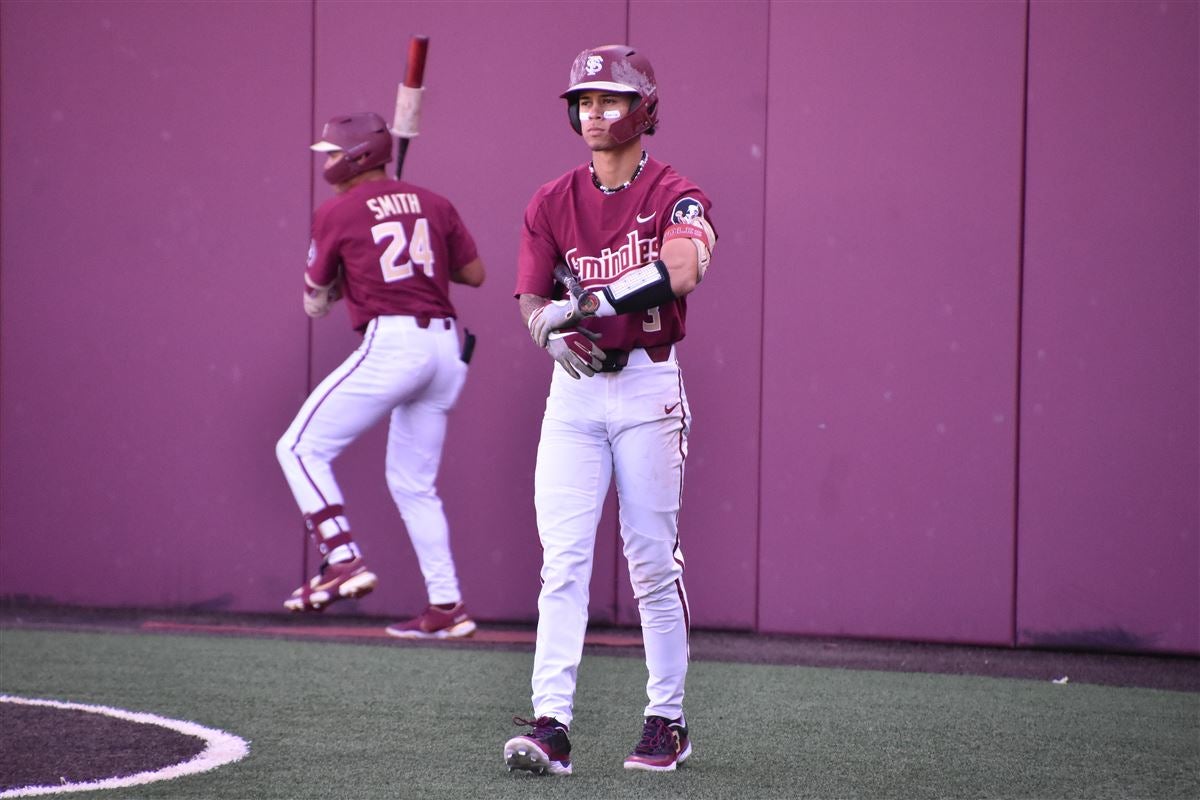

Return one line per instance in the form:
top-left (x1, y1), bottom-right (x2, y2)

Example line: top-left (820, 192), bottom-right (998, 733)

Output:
top-left (633, 717), bottom-right (676, 755)
top-left (512, 716), bottom-right (563, 739)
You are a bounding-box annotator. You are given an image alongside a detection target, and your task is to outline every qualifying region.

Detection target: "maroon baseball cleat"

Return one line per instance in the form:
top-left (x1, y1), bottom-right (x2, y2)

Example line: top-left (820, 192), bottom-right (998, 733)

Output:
top-left (385, 602), bottom-right (477, 639)
top-left (283, 556), bottom-right (377, 612)
top-left (504, 716), bottom-right (572, 776)
top-left (623, 715), bottom-right (691, 771)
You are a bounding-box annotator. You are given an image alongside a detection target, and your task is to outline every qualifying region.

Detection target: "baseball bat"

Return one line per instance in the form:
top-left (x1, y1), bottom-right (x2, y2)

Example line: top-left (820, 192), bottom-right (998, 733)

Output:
top-left (393, 35), bottom-right (429, 179)
top-left (554, 262), bottom-right (600, 315)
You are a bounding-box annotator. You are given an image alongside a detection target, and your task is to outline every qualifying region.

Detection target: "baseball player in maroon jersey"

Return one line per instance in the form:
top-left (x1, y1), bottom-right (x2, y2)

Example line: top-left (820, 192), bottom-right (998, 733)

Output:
top-left (276, 112), bottom-right (484, 639)
top-left (503, 46), bottom-right (716, 775)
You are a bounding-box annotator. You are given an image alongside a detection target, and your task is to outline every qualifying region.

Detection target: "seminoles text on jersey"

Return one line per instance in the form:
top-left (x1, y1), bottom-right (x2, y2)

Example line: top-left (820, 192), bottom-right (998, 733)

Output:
top-left (565, 227), bottom-right (658, 285)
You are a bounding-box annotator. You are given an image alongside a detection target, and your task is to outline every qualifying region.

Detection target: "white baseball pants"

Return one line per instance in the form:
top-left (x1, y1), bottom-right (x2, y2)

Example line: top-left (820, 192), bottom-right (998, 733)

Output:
top-left (531, 348), bottom-right (692, 727)
top-left (276, 315), bottom-right (468, 605)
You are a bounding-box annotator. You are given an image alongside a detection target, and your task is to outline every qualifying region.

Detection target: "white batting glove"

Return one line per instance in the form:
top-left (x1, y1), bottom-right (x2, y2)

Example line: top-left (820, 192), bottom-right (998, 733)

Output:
top-left (528, 297), bottom-right (582, 347)
top-left (546, 328), bottom-right (606, 379)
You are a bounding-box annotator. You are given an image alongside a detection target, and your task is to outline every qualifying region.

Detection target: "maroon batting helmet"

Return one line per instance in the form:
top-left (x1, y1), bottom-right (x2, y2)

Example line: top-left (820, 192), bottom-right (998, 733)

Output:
top-left (561, 45), bottom-right (659, 144)
top-left (311, 112), bottom-right (393, 185)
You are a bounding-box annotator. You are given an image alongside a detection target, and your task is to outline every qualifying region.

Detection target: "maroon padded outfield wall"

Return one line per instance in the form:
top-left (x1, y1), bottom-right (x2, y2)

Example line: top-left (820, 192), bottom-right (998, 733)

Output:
top-left (1016, 1), bottom-right (1199, 652)
top-left (0, 0), bottom-right (1195, 654)
top-left (760, 0), bottom-right (1027, 646)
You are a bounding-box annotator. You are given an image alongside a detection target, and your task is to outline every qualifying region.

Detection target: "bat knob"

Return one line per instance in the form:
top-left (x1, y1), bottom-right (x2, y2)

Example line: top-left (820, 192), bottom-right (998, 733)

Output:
top-left (578, 292), bottom-right (600, 315)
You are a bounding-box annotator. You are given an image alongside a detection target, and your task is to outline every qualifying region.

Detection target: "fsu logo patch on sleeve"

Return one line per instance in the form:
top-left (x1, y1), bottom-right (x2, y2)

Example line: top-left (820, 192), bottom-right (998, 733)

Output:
top-left (670, 197), bottom-right (704, 227)
top-left (662, 197), bottom-right (708, 246)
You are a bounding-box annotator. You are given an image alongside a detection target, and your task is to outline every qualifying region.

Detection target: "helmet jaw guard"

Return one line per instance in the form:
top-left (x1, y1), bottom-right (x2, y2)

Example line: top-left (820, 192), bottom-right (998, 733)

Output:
top-left (311, 112), bottom-right (393, 185)
top-left (562, 45), bottom-right (659, 144)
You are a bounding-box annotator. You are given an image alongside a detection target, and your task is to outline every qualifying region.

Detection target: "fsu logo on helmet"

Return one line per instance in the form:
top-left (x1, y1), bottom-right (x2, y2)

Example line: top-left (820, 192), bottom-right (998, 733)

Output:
top-left (562, 45), bottom-right (660, 144)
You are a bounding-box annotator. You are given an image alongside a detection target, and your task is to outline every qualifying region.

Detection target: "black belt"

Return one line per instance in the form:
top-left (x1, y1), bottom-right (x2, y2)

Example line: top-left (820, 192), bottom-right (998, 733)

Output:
top-left (598, 343), bottom-right (673, 372)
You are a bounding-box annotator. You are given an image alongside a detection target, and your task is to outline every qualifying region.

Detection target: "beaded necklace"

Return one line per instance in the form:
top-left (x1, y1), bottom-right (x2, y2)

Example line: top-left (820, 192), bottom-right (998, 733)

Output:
top-left (590, 150), bottom-right (649, 195)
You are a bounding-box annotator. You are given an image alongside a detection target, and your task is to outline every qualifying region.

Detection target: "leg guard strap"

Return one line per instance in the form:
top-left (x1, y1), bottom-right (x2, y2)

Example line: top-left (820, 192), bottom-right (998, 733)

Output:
top-left (304, 504), bottom-right (345, 530)
top-left (315, 531), bottom-right (354, 556)
top-left (304, 505), bottom-right (351, 556)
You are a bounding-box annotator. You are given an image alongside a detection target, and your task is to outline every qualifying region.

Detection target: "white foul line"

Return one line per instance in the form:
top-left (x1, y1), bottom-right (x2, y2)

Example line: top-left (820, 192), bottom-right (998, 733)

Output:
top-left (0, 695), bottom-right (250, 798)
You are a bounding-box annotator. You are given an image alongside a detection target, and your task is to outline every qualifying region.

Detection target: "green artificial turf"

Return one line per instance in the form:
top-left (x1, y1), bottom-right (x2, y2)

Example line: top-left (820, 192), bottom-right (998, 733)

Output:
top-left (0, 627), bottom-right (1196, 799)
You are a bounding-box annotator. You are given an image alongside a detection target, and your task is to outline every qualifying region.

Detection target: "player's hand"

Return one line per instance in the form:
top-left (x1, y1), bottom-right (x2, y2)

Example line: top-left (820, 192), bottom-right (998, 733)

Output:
top-left (528, 297), bottom-right (583, 347)
top-left (303, 286), bottom-right (335, 318)
top-left (546, 327), bottom-right (606, 379)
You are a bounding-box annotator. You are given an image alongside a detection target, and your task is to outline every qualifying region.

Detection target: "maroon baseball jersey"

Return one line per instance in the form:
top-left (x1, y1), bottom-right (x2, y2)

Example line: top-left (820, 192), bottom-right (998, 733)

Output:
top-left (308, 178), bottom-right (479, 332)
top-left (515, 155), bottom-right (714, 353)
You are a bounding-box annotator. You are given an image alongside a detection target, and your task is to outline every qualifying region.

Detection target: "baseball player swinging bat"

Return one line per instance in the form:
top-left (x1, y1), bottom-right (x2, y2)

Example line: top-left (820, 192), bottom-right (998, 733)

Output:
top-left (554, 262), bottom-right (600, 315)
top-left (390, 34), bottom-right (476, 363)
top-left (393, 34), bottom-right (429, 179)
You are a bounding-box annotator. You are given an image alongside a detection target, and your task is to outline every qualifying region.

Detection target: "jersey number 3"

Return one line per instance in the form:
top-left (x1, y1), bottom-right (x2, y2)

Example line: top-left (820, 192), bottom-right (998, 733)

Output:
top-left (372, 218), bottom-right (435, 282)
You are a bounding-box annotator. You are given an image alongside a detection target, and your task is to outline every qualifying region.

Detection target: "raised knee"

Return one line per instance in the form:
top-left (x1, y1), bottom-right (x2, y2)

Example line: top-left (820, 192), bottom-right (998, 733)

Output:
top-left (275, 435), bottom-right (295, 465)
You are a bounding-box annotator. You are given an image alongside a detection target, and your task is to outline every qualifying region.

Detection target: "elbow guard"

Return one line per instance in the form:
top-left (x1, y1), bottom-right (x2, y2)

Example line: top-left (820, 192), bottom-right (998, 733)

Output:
top-left (593, 260), bottom-right (675, 317)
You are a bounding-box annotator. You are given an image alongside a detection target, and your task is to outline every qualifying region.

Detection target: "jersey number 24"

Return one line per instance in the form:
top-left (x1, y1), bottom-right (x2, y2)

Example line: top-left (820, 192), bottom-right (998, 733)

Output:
top-left (372, 218), bottom-right (435, 282)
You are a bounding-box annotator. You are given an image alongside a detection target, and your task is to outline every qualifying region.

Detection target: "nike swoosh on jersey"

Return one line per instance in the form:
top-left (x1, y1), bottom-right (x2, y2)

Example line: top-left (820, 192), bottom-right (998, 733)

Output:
top-left (664, 402), bottom-right (681, 414)
top-left (636, 211), bottom-right (656, 223)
